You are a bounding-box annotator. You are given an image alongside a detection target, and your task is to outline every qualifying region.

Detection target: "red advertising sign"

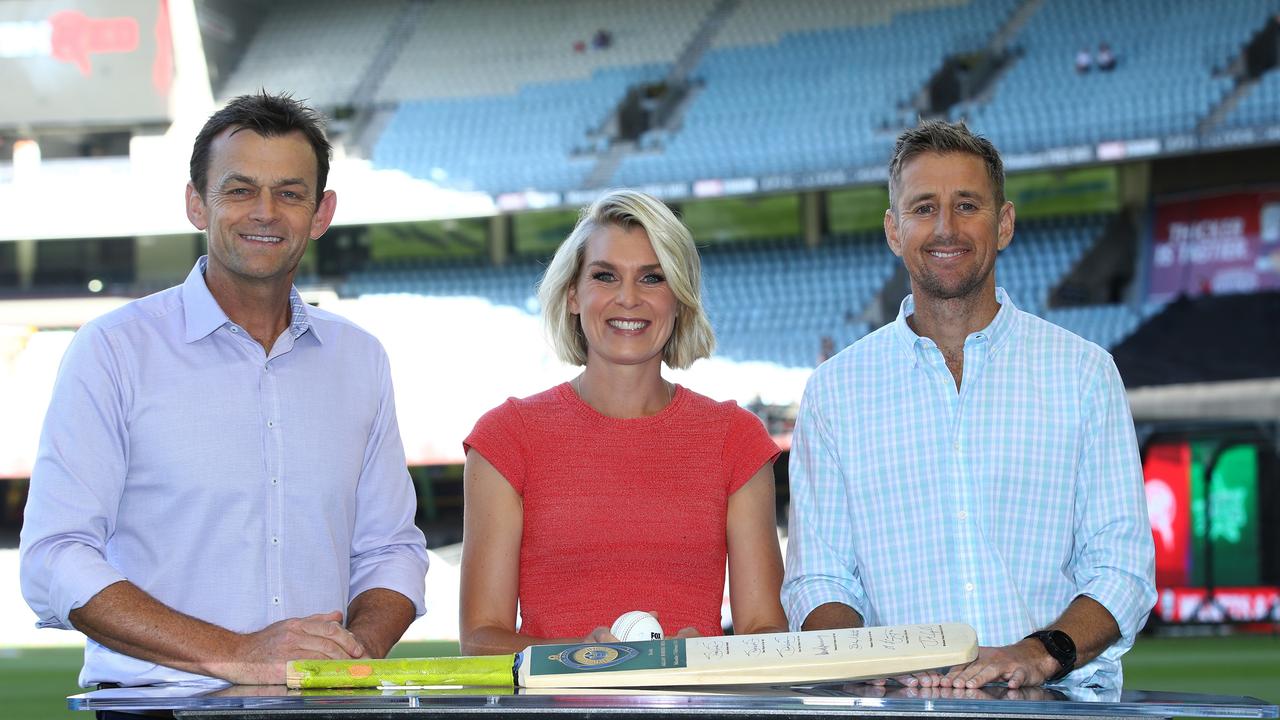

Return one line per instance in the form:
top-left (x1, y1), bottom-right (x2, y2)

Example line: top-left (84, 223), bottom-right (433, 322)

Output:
top-left (1144, 441), bottom-right (1192, 587)
top-left (1148, 189), bottom-right (1280, 301)
top-left (1154, 586), bottom-right (1280, 623)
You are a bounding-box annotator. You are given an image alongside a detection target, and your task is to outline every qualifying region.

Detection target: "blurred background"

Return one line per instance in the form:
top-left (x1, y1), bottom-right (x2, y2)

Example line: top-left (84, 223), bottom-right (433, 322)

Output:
top-left (0, 0), bottom-right (1277, 716)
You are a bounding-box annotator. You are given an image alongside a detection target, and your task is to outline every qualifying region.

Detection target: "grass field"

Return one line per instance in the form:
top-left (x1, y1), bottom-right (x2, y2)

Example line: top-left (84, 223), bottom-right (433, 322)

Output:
top-left (1, 635), bottom-right (1275, 719)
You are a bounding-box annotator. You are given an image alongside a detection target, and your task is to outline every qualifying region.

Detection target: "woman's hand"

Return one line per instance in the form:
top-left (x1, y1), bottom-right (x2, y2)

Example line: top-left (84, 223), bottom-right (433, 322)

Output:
top-left (582, 626), bottom-right (621, 643)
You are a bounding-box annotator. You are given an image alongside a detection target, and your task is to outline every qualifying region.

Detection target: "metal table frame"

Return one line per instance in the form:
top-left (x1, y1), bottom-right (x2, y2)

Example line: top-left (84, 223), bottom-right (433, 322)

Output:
top-left (69, 683), bottom-right (1280, 720)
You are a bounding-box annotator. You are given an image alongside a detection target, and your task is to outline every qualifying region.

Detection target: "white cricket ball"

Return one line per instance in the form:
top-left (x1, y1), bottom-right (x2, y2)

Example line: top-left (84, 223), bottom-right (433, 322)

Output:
top-left (610, 611), bottom-right (664, 642)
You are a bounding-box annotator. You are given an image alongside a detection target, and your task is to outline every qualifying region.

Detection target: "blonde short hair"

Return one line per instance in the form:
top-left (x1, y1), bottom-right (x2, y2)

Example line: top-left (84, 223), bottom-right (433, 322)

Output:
top-left (537, 189), bottom-right (715, 369)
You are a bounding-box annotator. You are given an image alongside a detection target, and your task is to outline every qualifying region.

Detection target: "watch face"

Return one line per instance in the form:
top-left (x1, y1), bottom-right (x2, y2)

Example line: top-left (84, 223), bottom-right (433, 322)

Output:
top-left (1046, 630), bottom-right (1075, 656)
top-left (1039, 630), bottom-right (1076, 681)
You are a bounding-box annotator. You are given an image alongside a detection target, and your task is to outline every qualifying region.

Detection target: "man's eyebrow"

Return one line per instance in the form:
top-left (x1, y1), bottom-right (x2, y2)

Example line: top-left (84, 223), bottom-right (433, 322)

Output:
top-left (905, 191), bottom-right (937, 206)
top-left (216, 173), bottom-right (258, 189)
top-left (216, 173), bottom-right (311, 190)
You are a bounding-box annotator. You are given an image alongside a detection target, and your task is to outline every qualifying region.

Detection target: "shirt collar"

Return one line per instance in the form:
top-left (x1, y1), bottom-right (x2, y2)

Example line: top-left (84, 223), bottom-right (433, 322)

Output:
top-left (181, 256), bottom-right (318, 344)
top-left (892, 286), bottom-right (1019, 361)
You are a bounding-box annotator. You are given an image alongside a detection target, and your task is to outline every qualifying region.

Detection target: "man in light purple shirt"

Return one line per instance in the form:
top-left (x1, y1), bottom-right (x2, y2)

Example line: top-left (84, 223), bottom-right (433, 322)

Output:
top-left (19, 92), bottom-right (428, 688)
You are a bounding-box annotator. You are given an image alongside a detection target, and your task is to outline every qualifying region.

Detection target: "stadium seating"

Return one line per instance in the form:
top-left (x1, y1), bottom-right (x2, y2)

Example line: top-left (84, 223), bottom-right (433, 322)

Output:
top-left (699, 236), bottom-right (893, 367)
top-left (342, 234), bottom-right (894, 368)
top-left (994, 215), bottom-right (1106, 317)
top-left (377, 0), bottom-right (716, 101)
top-left (220, 0), bottom-right (1280, 194)
top-left (614, 0), bottom-right (1022, 186)
top-left (1222, 67), bottom-right (1280, 129)
top-left (338, 213), bottom-right (1137, 368)
top-left (957, 0), bottom-right (1268, 152)
top-left (1042, 304), bottom-right (1146, 352)
top-left (372, 65), bottom-right (665, 193)
top-left (219, 0), bottom-right (407, 108)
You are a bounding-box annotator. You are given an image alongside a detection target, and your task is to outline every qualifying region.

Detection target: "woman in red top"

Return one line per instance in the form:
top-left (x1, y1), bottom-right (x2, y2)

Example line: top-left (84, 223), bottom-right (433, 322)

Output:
top-left (460, 189), bottom-right (788, 655)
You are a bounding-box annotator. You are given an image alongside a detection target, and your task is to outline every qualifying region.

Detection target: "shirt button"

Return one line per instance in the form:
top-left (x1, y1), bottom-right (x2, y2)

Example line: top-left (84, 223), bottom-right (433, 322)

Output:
top-left (958, 510), bottom-right (968, 520)
top-left (264, 364), bottom-right (271, 371)
top-left (270, 477), bottom-right (278, 486)
top-left (272, 597), bottom-right (280, 605)
top-left (230, 327), bottom-right (239, 333)
top-left (964, 582), bottom-right (975, 592)
top-left (954, 441), bottom-right (961, 451)
top-left (267, 420), bottom-right (275, 428)
top-left (271, 536), bottom-right (279, 545)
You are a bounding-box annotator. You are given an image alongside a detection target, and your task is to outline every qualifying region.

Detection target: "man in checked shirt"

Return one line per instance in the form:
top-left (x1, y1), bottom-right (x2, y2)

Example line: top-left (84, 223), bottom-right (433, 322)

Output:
top-left (782, 120), bottom-right (1155, 690)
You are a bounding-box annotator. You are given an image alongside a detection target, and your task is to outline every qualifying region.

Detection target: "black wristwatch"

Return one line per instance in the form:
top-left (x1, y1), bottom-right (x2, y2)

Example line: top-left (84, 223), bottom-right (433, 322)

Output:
top-left (1025, 629), bottom-right (1076, 682)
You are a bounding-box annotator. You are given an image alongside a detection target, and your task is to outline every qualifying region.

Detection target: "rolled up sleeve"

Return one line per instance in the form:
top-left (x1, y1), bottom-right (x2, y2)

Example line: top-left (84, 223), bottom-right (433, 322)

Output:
top-left (1071, 356), bottom-right (1156, 645)
top-left (348, 352), bottom-right (429, 616)
top-left (19, 324), bottom-right (130, 629)
top-left (782, 378), bottom-right (867, 630)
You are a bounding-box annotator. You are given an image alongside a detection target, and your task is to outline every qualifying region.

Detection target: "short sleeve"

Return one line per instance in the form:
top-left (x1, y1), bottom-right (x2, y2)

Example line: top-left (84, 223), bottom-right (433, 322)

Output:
top-left (463, 400), bottom-right (531, 494)
top-left (722, 405), bottom-right (781, 495)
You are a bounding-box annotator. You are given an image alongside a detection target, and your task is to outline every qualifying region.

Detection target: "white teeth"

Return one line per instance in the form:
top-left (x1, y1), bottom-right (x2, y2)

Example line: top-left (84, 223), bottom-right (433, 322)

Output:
top-left (930, 250), bottom-right (963, 258)
top-left (244, 234), bottom-right (283, 243)
top-left (608, 320), bottom-right (647, 331)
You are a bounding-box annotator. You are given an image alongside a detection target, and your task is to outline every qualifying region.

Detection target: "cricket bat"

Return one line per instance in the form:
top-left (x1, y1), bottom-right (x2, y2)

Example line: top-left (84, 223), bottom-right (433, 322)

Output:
top-left (286, 622), bottom-right (976, 690)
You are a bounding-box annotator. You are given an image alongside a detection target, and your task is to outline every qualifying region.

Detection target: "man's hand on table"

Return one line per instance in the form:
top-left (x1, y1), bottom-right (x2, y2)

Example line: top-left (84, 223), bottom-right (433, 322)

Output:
top-left (938, 638), bottom-right (1060, 689)
top-left (213, 611), bottom-right (365, 685)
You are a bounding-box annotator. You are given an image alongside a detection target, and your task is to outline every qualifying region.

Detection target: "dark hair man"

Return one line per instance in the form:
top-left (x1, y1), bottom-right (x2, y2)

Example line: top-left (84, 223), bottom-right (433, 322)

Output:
top-left (20, 92), bottom-right (428, 688)
top-left (783, 121), bottom-right (1154, 690)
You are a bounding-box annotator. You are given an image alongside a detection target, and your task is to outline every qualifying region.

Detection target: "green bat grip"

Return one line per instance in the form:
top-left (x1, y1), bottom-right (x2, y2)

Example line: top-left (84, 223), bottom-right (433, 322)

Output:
top-left (286, 654), bottom-right (518, 689)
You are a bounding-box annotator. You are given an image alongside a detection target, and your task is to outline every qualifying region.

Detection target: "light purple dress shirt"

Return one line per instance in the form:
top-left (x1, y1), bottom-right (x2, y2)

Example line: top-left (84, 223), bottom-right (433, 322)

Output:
top-left (19, 257), bottom-right (428, 687)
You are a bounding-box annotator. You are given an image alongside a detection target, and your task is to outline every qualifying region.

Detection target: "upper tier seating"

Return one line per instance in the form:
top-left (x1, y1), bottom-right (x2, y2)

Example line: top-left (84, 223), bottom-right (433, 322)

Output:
top-left (219, 0), bottom-right (407, 108)
top-left (956, 0), bottom-right (1271, 153)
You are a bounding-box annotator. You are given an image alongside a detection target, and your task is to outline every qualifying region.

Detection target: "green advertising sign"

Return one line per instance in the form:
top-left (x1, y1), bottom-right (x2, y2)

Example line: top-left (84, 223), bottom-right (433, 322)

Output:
top-left (513, 208), bottom-right (580, 258)
top-left (1189, 442), bottom-right (1259, 586)
top-left (828, 186), bottom-right (892, 234)
top-left (681, 194), bottom-right (802, 243)
top-left (1004, 166), bottom-right (1119, 219)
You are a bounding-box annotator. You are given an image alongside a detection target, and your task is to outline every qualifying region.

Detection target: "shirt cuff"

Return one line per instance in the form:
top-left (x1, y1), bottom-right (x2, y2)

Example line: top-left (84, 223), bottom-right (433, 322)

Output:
top-left (349, 548), bottom-right (430, 618)
top-left (46, 545), bottom-right (127, 630)
top-left (783, 577), bottom-right (861, 632)
top-left (1077, 572), bottom-right (1154, 645)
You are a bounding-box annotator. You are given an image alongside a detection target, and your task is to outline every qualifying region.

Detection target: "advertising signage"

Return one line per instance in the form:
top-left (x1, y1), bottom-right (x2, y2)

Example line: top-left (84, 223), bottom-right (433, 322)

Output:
top-left (1143, 439), bottom-right (1271, 623)
top-left (1148, 189), bottom-right (1280, 302)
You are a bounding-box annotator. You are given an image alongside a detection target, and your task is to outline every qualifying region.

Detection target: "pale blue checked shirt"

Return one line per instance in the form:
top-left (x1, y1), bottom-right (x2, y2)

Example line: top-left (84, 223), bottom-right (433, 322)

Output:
top-left (782, 289), bottom-right (1155, 689)
top-left (20, 257), bottom-right (428, 687)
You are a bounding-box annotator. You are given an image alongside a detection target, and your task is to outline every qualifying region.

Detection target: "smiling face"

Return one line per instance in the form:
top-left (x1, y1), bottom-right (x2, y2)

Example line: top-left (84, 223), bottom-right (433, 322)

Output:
top-left (567, 223), bottom-right (679, 371)
top-left (185, 127), bottom-right (336, 294)
top-left (885, 151), bottom-right (1014, 305)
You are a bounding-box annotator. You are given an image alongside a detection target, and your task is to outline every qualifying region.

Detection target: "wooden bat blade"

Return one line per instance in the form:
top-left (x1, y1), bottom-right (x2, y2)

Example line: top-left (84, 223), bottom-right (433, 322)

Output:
top-left (519, 623), bottom-right (976, 688)
top-left (286, 623), bottom-right (977, 690)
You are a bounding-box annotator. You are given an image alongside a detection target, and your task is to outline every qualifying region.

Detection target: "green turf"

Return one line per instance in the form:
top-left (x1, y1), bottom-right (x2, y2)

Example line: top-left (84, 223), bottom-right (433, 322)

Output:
top-left (0, 646), bottom-right (84, 720)
top-left (1122, 635), bottom-right (1280, 703)
top-left (1, 635), bottom-right (1275, 719)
